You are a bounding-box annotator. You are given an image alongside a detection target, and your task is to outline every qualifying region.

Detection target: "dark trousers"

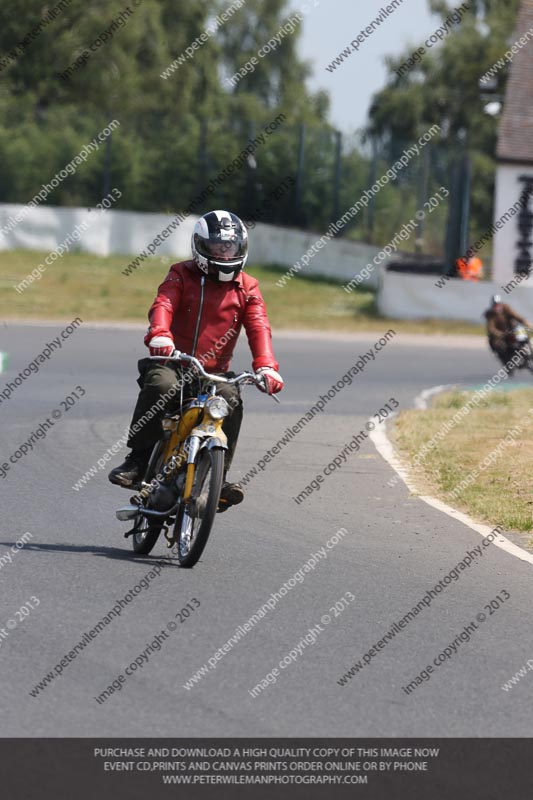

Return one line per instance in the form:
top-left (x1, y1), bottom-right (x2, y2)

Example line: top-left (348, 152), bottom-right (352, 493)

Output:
top-left (127, 360), bottom-right (243, 475)
top-left (488, 335), bottom-right (507, 360)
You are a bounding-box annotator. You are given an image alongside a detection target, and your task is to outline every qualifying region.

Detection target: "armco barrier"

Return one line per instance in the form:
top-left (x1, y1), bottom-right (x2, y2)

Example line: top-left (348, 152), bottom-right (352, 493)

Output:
top-left (0, 203), bottom-right (384, 287)
top-left (378, 269), bottom-right (533, 322)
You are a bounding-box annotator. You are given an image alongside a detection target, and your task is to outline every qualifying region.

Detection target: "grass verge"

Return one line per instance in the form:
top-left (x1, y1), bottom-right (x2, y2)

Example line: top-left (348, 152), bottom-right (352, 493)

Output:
top-left (0, 249), bottom-right (484, 335)
top-left (392, 388), bottom-right (533, 534)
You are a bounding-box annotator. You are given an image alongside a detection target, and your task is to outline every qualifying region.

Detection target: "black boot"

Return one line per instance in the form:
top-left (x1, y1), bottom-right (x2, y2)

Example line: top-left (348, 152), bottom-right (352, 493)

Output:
top-left (217, 482), bottom-right (244, 513)
top-left (108, 451), bottom-right (150, 489)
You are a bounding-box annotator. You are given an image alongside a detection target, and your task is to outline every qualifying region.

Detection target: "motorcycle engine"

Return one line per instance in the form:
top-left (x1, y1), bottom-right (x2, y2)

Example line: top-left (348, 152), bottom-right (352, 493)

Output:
top-left (148, 481), bottom-right (179, 512)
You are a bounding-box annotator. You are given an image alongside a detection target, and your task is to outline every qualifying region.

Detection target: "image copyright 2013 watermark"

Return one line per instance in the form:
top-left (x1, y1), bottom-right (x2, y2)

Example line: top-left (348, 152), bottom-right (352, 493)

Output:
top-left (1, 386), bottom-right (86, 480)
top-left (227, 1), bottom-right (319, 88)
top-left (337, 525), bottom-right (502, 686)
top-left (58, 2), bottom-right (142, 81)
top-left (94, 598), bottom-right (201, 705)
top-left (277, 125), bottom-right (441, 288)
top-left (239, 329), bottom-right (396, 487)
top-left (29, 564), bottom-right (165, 698)
top-left (402, 590), bottom-right (511, 696)
top-left (396, 2), bottom-right (471, 78)
top-left (293, 398), bottom-right (399, 505)
top-left (183, 527), bottom-right (349, 691)
top-left (343, 186), bottom-right (449, 293)
top-left (248, 591), bottom-right (356, 698)
top-left (14, 189), bottom-right (121, 294)
top-left (0, 596), bottom-right (41, 650)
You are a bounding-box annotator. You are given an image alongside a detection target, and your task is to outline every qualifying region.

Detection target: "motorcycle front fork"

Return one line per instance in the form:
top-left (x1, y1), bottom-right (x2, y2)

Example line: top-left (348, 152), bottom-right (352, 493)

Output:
top-left (183, 435), bottom-right (200, 501)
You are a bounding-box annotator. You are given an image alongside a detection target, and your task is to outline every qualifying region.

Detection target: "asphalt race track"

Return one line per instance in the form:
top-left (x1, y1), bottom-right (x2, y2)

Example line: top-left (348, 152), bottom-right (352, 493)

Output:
top-left (1, 323), bottom-right (532, 736)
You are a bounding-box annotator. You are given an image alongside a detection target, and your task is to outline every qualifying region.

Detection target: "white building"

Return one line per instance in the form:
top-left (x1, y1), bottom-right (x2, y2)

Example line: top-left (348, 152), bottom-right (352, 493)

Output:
top-left (492, 0), bottom-right (533, 287)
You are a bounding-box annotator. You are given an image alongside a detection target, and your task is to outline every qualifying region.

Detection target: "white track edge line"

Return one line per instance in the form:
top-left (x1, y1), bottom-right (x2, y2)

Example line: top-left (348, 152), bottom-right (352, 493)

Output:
top-left (369, 391), bottom-right (533, 565)
top-left (414, 384), bottom-right (455, 410)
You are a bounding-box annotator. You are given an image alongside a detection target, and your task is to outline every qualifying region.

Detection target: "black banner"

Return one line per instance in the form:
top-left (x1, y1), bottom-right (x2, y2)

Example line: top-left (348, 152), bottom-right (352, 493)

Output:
top-left (2, 738), bottom-right (531, 799)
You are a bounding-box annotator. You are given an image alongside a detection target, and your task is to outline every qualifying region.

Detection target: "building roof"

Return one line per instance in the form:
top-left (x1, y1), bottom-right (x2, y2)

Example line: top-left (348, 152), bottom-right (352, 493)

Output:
top-left (497, 0), bottom-right (533, 164)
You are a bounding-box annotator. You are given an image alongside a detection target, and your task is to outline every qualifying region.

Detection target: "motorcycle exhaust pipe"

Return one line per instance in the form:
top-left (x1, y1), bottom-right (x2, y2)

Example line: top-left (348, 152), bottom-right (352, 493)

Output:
top-left (138, 503), bottom-right (179, 519)
top-left (116, 502), bottom-right (179, 522)
top-left (116, 505), bottom-right (140, 521)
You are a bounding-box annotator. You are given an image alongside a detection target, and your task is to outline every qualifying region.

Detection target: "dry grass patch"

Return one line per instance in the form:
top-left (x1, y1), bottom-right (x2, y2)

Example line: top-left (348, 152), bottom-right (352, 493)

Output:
top-left (393, 388), bottom-right (533, 532)
top-left (0, 249), bottom-right (484, 335)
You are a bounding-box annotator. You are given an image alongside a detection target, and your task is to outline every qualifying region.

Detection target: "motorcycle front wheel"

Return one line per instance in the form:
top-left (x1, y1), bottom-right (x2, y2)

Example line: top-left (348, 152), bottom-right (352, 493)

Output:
top-left (524, 344), bottom-right (533, 374)
top-left (173, 446), bottom-right (224, 568)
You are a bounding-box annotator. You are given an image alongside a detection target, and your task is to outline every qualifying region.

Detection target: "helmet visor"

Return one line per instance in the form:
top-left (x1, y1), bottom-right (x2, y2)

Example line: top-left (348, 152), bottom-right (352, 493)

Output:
top-left (195, 234), bottom-right (246, 262)
top-left (208, 240), bottom-right (244, 260)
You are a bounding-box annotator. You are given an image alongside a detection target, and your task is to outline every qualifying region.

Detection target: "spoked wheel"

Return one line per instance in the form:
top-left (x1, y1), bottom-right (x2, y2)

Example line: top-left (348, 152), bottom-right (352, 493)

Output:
top-left (503, 351), bottom-right (516, 375)
top-left (173, 447), bottom-right (224, 568)
top-left (524, 346), bottom-right (533, 374)
top-left (131, 441), bottom-right (165, 555)
top-left (131, 515), bottom-right (163, 555)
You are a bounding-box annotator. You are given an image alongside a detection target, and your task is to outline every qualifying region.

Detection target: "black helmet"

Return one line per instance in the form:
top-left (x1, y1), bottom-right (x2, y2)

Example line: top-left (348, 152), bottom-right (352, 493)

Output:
top-left (191, 210), bottom-right (248, 282)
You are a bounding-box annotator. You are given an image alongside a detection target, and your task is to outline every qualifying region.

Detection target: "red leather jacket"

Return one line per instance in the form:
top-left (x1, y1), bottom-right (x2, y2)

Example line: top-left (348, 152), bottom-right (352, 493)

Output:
top-left (144, 260), bottom-right (278, 372)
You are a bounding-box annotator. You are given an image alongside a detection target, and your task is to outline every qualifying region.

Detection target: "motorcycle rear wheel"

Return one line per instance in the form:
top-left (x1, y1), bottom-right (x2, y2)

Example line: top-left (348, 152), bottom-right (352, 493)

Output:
top-left (131, 441), bottom-right (166, 555)
top-left (131, 515), bottom-right (164, 555)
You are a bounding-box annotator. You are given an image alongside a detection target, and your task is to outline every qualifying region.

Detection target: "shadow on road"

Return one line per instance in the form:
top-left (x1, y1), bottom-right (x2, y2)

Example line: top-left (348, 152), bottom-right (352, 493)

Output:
top-left (0, 541), bottom-right (175, 567)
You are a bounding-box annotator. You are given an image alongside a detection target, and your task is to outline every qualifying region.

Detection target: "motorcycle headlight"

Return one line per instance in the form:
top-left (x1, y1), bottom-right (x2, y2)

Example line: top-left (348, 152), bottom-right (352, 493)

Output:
top-left (206, 396), bottom-right (229, 420)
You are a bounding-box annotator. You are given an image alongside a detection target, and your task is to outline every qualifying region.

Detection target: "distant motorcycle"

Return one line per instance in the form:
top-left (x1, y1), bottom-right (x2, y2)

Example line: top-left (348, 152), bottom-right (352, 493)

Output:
top-left (503, 324), bottom-right (533, 374)
top-left (116, 352), bottom-right (276, 567)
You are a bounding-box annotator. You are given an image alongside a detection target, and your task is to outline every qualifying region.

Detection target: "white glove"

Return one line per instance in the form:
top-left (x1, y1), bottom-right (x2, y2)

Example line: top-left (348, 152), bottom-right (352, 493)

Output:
top-left (255, 367), bottom-right (284, 394)
top-left (149, 335), bottom-right (174, 357)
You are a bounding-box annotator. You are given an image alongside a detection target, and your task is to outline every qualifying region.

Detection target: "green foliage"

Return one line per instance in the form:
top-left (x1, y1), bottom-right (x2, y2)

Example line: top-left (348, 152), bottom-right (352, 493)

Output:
top-left (0, 0), bottom-right (524, 252)
top-left (369, 0), bottom-right (522, 242)
top-left (0, 0), bottom-right (341, 225)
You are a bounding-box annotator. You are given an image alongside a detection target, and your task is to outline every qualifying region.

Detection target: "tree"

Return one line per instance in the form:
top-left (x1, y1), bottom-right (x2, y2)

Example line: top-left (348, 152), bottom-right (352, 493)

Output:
top-left (368, 0), bottom-right (522, 242)
top-left (0, 0), bottom-right (341, 226)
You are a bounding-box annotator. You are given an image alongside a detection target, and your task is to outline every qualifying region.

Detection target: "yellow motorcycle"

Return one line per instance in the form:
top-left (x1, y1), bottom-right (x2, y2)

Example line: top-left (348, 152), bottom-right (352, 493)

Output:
top-left (116, 352), bottom-right (272, 567)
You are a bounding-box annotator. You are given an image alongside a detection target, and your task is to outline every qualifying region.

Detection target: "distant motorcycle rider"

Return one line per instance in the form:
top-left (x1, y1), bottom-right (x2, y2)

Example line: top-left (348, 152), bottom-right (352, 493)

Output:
top-left (108, 210), bottom-right (283, 511)
top-left (484, 294), bottom-right (530, 364)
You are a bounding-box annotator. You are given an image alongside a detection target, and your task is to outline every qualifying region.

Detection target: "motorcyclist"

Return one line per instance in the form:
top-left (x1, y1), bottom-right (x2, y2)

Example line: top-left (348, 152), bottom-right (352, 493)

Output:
top-left (108, 210), bottom-right (283, 511)
top-left (484, 294), bottom-right (530, 364)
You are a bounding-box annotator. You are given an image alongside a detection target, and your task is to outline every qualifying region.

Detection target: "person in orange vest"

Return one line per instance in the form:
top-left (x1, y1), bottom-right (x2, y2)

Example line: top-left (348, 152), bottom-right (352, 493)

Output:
top-left (456, 255), bottom-right (483, 281)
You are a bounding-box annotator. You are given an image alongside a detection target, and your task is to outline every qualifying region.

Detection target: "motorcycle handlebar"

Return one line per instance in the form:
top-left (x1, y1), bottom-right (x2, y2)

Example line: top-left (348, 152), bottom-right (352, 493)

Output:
top-left (148, 352), bottom-right (280, 402)
top-left (148, 352), bottom-right (254, 384)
